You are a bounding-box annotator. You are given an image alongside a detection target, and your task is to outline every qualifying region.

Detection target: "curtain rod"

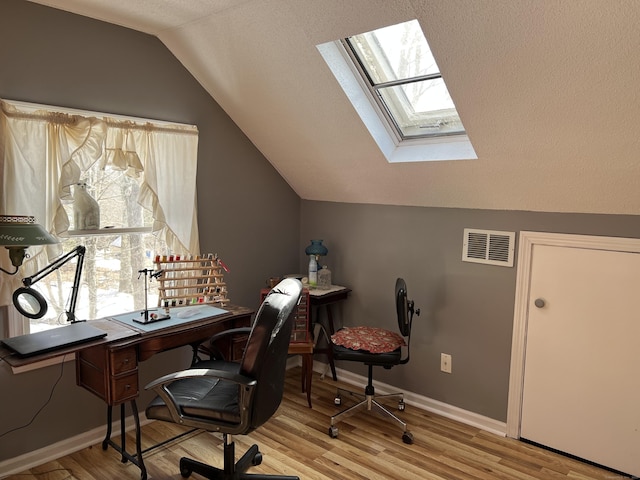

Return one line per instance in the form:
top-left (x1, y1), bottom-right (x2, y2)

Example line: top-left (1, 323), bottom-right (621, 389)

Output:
top-left (1, 98), bottom-right (198, 135)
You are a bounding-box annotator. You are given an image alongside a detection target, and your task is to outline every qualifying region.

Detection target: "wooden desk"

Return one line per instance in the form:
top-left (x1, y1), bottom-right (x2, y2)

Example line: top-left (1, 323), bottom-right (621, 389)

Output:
top-left (84, 305), bottom-right (252, 480)
top-left (76, 305), bottom-right (252, 406)
top-left (2, 305), bottom-right (253, 480)
top-left (0, 317), bottom-right (136, 372)
top-left (308, 286), bottom-right (351, 381)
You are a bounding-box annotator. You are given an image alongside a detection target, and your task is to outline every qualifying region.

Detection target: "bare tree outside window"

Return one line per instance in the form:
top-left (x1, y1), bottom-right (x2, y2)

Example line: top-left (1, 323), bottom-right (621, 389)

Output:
top-left (29, 165), bottom-right (168, 331)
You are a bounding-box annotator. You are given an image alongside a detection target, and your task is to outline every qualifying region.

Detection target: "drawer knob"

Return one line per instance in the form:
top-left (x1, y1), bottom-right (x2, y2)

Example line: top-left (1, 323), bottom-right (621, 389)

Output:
top-left (125, 384), bottom-right (130, 390)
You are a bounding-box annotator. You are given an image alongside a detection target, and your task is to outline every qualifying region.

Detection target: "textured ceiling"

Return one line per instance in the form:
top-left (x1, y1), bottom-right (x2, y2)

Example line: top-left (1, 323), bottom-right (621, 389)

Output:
top-left (28, 0), bottom-right (640, 214)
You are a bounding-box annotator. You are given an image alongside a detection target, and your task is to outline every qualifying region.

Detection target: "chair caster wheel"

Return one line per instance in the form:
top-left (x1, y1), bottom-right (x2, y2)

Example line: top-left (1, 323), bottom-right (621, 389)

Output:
top-left (334, 396), bottom-right (341, 406)
top-left (402, 431), bottom-right (414, 445)
top-left (328, 426), bottom-right (339, 438)
top-left (180, 457), bottom-right (193, 477)
top-left (252, 451), bottom-right (263, 466)
top-left (398, 400), bottom-right (405, 411)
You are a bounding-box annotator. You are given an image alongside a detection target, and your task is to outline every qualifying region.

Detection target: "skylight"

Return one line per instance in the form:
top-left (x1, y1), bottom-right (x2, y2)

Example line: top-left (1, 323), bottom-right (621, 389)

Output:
top-left (345, 19), bottom-right (465, 139)
top-left (318, 19), bottom-right (477, 162)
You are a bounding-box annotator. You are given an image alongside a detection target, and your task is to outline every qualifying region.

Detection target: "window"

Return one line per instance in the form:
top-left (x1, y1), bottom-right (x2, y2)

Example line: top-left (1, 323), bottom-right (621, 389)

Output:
top-left (344, 19), bottom-right (464, 139)
top-left (24, 166), bottom-right (170, 332)
top-left (0, 99), bottom-right (200, 335)
top-left (318, 19), bottom-right (477, 162)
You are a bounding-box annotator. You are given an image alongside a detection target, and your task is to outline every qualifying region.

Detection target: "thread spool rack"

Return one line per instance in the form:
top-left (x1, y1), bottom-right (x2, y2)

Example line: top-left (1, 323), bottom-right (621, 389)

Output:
top-left (155, 254), bottom-right (230, 308)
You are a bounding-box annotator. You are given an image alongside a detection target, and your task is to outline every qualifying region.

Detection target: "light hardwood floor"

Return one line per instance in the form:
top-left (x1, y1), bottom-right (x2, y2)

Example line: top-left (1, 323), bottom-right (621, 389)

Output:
top-left (8, 367), bottom-right (625, 480)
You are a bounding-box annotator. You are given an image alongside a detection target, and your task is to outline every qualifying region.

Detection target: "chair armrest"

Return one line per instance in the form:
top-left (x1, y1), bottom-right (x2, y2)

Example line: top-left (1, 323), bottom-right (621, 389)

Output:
top-left (195, 327), bottom-right (252, 363)
top-left (145, 367), bottom-right (256, 391)
top-left (207, 327), bottom-right (252, 345)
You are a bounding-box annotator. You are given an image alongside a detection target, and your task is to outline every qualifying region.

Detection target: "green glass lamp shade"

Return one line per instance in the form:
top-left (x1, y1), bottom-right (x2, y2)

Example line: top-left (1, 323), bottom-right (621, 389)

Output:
top-left (0, 215), bottom-right (58, 270)
top-left (0, 215), bottom-right (57, 246)
top-left (305, 239), bottom-right (328, 256)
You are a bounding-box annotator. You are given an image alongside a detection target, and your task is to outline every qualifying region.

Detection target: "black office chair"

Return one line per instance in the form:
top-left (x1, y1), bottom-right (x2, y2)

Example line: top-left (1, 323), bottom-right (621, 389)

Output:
top-left (145, 278), bottom-right (302, 480)
top-left (328, 278), bottom-right (419, 444)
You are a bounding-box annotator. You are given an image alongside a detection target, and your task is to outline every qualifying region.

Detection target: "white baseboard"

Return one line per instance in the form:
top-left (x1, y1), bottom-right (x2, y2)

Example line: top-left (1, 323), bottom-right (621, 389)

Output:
top-left (0, 413), bottom-right (152, 479)
top-left (1, 361), bottom-right (505, 478)
top-left (309, 361), bottom-right (507, 437)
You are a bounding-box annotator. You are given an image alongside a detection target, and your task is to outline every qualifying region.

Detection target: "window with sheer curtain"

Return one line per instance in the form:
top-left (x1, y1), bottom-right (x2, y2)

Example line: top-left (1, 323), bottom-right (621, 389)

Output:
top-left (0, 99), bottom-right (200, 335)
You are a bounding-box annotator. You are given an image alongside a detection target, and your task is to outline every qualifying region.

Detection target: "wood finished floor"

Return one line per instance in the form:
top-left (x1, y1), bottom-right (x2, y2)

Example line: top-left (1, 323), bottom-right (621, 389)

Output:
top-left (7, 367), bottom-right (625, 480)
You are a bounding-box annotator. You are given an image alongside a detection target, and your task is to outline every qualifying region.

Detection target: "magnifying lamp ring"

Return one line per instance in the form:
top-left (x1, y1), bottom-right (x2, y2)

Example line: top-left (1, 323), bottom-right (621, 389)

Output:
top-left (13, 287), bottom-right (48, 319)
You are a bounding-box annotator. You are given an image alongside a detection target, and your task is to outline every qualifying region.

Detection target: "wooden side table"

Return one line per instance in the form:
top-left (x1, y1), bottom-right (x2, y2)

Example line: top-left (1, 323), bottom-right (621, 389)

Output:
top-left (308, 286), bottom-right (351, 381)
top-left (261, 288), bottom-right (313, 406)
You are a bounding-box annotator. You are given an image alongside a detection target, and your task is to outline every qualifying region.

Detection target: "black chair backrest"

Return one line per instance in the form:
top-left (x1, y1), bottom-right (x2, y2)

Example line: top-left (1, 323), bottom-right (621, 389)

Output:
top-left (396, 278), bottom-right (411, 337)
top-left (240, 278), bottom-right (302, 429)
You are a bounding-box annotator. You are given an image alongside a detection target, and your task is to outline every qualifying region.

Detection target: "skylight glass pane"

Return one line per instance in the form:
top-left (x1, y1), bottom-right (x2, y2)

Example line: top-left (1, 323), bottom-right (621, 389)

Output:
top-left (377, 79), bottom-right (465, 137)
top-left (348, 19), bottom-right (439, 85)
top-left (344, 19), bottom-right (467, 140)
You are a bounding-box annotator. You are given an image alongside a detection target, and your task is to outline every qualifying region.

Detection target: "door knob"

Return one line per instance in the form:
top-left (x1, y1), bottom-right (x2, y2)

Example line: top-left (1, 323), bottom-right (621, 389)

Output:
top-left (534, 298), bottom-right (545, 308)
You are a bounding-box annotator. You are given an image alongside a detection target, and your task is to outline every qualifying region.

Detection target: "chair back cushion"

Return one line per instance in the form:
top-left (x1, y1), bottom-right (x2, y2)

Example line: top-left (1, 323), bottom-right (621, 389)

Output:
top-left (241, 278), bottom-right (302, 428)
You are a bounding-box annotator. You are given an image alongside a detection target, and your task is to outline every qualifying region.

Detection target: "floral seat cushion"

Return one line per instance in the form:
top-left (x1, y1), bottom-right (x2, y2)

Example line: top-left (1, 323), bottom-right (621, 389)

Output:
top-left (331, 326), bottom-right (406, 354)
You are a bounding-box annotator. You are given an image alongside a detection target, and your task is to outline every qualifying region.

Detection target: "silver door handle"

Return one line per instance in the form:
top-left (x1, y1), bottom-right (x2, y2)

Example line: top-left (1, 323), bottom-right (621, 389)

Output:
top-left (534, 298), bottom-right (545, 308)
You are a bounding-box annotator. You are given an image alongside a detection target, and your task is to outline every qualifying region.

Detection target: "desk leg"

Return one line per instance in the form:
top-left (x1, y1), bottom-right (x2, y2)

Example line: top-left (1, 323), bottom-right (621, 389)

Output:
top-left (302, 353), bottom-right (313, 408)
top-left (102, 406), bottom-right (113, 450)
top-left (313, 305), bottom-right (338, 381)
top-left (325, 306), bottom-right (338, 381)
top-left (101, 401), bottom-right (148, 480)
top-left (131, 400), bottom-right (146, 480)
top-left (120, 403), bottom-right (128, 463)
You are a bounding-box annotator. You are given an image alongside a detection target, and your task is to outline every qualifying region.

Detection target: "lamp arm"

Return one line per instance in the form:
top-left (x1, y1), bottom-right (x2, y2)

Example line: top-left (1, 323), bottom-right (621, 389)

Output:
top-left (66, 246), bottom-right (85, 322)
top-left (21, 245), bottom-right (86, 323)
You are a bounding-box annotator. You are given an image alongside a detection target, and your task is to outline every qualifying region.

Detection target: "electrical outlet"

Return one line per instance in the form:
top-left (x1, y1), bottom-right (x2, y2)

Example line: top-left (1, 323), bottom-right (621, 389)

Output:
top-left (441, 353), bottom-right (452, 373)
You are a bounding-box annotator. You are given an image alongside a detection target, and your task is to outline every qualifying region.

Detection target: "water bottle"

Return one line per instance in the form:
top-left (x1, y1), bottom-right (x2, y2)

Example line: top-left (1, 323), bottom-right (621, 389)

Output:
top-left (308, 255), bottom-right (318, 287)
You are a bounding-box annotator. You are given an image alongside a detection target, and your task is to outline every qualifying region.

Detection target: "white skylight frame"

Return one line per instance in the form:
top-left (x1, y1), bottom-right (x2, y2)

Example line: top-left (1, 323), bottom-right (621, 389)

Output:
top-left (317, 21), bottom-right (477, 163)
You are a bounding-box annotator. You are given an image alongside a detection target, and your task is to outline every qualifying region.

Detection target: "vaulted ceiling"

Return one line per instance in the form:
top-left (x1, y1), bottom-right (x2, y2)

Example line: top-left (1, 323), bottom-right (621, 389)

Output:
top-left (28, 0), bottom-right (640, 214)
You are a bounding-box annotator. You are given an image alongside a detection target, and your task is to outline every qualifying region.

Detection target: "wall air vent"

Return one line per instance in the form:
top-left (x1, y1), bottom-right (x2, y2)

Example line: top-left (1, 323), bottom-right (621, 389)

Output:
top-left (462, 228), bottom-right (515, 267)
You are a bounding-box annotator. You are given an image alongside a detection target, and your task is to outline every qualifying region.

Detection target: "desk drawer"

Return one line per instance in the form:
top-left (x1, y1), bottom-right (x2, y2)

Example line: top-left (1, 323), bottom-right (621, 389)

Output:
top-left (111, 372), bottom-right (139, 403)
top-left (110, 347), bottom-right (137, 374)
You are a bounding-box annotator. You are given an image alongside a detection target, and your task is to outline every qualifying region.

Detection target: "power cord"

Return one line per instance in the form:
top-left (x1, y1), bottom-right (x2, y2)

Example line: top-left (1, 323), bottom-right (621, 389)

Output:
top-left (0, 352), bottom-right (76, 478)
top-left (0, 351), bottom-right (15, 363)
top-left (0, 353), bottom-right (67, 439)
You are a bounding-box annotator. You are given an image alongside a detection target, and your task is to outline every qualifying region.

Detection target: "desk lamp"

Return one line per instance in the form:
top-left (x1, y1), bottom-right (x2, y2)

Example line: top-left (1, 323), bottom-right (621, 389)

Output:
top-left (305, 239), bottom-right (328, 287)
top-left (0, 215), bottom-right (58, 275)
top-left (13, 245), bottom-right (86, 322)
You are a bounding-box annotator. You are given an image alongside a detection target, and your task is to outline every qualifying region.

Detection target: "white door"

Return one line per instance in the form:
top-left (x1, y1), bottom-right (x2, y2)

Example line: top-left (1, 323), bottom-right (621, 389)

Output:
top-left (521, 244), bottom-right (640, 476)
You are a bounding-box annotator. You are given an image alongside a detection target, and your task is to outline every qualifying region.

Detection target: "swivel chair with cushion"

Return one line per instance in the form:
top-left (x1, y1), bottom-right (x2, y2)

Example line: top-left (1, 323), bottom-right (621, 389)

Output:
top-left (145, 278), bottom-right (302, 480)
top-left (328, 278), bottom-right (419, 444)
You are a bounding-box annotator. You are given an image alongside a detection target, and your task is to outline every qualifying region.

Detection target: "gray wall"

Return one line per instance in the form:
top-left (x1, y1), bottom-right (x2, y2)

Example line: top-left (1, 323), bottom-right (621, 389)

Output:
top-left (0, 0), bottom-right (299, 462)
top-left (300, 201), bottom-right (640, 421)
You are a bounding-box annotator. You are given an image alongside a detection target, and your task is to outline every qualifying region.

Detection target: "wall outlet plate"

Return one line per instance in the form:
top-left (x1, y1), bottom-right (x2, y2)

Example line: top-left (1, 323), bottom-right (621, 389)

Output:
top-left (441, 353), bottom-right (452, 373)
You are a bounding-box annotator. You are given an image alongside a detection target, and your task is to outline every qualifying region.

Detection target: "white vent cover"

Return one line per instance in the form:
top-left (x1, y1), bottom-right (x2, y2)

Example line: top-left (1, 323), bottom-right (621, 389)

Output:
top-left (462, 228), bottom-right (515, 267)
